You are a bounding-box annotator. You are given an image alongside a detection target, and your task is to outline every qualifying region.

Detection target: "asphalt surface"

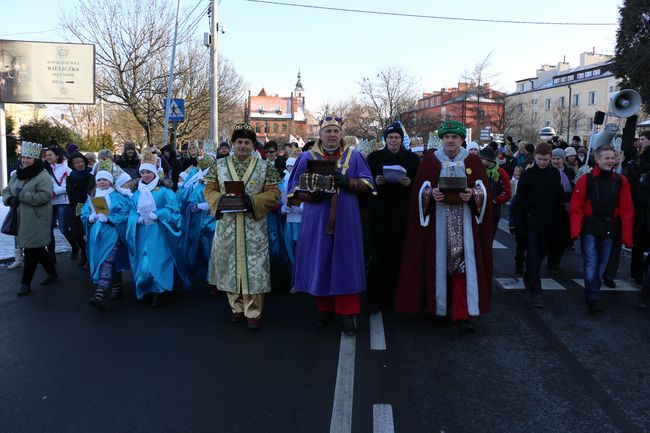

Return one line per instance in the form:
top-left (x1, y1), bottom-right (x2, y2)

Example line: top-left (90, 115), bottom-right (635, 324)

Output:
top-left (2, 225), bottom-right (650, 433)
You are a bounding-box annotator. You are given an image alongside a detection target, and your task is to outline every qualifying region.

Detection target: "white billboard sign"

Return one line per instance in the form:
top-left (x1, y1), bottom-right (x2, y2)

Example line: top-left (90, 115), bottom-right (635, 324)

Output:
top-left (0, 40), bottom-right (95, 104)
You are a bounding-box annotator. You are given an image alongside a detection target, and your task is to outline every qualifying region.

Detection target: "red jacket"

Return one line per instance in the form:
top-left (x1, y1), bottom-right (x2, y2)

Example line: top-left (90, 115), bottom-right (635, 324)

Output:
top-left (493, 167), bottom-right (512, 205)
top-left (569, 166), bottom-right (634, 246)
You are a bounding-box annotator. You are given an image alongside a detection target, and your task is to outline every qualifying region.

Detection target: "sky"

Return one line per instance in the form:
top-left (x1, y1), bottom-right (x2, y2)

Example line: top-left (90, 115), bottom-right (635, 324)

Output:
top-left (2, 0), bottom-right (623, 113)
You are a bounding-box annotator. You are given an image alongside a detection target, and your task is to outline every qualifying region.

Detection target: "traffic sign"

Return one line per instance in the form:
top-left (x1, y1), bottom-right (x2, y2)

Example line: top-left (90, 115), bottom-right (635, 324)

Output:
top-left (164, 98), bottom-right (185, 122)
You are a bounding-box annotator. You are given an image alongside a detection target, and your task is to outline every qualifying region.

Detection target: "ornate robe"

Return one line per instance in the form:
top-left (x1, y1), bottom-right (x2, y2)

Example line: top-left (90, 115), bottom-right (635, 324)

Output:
top-left (395, 147), bottom-right (493, 316)
top-left (287, 144), bottom-right (375, 296)
top-left (204, 155), bottom-right (280, 295)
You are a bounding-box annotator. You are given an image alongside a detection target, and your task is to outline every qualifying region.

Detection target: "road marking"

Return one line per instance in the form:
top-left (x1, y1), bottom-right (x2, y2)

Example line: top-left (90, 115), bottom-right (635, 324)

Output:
top-left (496, 277), bottom-right (567, 290)
top-left (330, 334), bottom-right (356, 433)
top-left (498, 217), bottom-right (509, 232)
top-left (369, 312), bottom-right (387, 351)
top-left (373, 404), bottom-right (395, 433)
top-left (571, 279), bottom-right (640, 292)
top-left (493, 240), bottom-right (507, 249)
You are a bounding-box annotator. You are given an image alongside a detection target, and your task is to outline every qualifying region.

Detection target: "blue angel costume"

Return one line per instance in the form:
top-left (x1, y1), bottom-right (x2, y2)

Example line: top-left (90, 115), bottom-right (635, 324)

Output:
top-left (126, 171), bottom-right (191, 300)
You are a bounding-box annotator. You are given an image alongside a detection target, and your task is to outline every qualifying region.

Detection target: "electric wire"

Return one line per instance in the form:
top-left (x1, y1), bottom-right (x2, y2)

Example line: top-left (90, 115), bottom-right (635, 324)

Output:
top-left (245, 0), bottom-right (617, 26)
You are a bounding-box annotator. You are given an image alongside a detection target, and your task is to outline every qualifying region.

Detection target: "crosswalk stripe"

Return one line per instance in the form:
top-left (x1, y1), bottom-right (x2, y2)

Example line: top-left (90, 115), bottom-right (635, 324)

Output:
top-left (571, 279), bottom-right (639, 292)
top-left (373, 404), bottom-right (395, 433)
top-left (369, 312), bottom-right (387, 351)
top-left (493, 240), bottom-right (507, 249)
top-left (496, 277), bottom-right (567, 290)
top-left (498, 218), bottom-right (509, 233)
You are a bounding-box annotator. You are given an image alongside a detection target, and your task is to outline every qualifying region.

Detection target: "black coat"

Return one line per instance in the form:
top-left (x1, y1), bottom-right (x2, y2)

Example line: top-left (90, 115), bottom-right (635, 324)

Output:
top-left (514, 164), bottom-right (565, 235)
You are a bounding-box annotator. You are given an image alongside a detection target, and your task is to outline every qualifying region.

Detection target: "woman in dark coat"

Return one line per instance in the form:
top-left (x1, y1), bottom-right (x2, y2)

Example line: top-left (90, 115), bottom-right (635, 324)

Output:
top-left (66, 152), bottom-right (94, 268)
top-left (161, 144), bottom-right (182, 191)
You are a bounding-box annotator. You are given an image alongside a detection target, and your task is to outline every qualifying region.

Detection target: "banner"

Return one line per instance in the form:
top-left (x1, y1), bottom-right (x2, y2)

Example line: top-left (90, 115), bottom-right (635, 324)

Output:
top-left (0, 40), bottom-right (95, 104)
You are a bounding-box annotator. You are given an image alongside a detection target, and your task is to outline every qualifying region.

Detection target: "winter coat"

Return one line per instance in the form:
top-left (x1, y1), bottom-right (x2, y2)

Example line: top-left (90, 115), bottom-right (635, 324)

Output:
top-left (49, 160), bottom-right (72, 205)
top-left (513, 164), bottom-right (565, 236)
top-left (2, 162), bottom-right (53, 248)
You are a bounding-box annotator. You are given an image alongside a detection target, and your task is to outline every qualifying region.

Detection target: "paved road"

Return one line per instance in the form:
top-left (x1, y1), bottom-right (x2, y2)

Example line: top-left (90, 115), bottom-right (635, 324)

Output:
top-left (2, 225), bottom-right (650, 433)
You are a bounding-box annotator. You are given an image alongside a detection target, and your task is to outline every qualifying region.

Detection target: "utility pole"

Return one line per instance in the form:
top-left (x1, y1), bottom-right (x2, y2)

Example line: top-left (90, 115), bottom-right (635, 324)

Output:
top-left (0, 102), bottom-right (7, 189)
top-left (162, 0), bottom-right (182, 149)
top-left (209, 0), bottom-right (219, 142)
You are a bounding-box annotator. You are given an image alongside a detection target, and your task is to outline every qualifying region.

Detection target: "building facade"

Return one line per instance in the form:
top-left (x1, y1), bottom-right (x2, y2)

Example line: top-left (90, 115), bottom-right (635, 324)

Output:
top-left (505, 52), bottom-right (622, 143)
top-left (245, 72), bottom-right (309, 143)
top-left (407, 82), bottom-right (505, 142)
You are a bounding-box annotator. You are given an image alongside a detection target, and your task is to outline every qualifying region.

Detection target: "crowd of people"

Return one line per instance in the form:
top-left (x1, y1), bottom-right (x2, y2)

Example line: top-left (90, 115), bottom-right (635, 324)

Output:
top-left (3, 119), bottom-right (650, 334)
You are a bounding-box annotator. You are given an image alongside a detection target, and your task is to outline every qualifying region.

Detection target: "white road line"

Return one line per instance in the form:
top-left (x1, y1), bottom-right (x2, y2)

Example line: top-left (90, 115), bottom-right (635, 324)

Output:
top-left (330, 334), bottom-right (356, 433)
top-left (572, 278), bottom-right (640, 292)
top-left (498, 217), bottom-right (509, 232)
top-left (496, 277), bottom-right (567, 290)
top-left (373, 404), bottom-right (395, 433)
top-left (493, 240), bottom-right (507, 249)
top-left (369, 312), bottom-right (387, 351)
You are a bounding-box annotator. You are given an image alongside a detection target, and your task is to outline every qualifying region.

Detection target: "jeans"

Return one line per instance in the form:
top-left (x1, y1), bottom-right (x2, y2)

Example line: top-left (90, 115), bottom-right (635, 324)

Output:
top-left (524, 232), bottom-right (551, 295)
top-left (580, 234), bottom-right (614, 301)
top-left (51, 204), bottom-right (76, 250)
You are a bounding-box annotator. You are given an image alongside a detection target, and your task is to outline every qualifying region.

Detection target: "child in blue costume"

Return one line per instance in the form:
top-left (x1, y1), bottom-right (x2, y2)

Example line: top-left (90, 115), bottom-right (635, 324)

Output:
top-left (82, 167), bottom-right (131, 310)
top-left (125, 149), bottom-right (190, 307)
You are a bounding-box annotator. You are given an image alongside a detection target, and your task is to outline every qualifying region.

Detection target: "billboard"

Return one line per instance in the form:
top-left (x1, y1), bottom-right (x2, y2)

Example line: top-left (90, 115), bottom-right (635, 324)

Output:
top-left (0, 40), bottom-right (95, 104)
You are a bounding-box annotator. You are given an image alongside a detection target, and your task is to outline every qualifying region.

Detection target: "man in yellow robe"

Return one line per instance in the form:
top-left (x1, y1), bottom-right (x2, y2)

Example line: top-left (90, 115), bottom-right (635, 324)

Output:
top-left (204, 124), bottom-right (280, 329)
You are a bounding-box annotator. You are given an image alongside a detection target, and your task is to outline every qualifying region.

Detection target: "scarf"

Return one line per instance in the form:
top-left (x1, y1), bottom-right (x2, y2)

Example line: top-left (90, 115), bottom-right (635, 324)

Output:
top-left (183, 167), bottom-right (209, 189)
top-left (17, 160), bottom-right (45, 180)
top-left (93, 187), bottom-right (114, 211)
top-left (558, 167), bottom-right (572, 192)
top-left (137, 176), bottom-right (159, 215)
top-left (485, 164), bottom-right (500, 182)
top-left (434, 146), bottom-right (469, 179)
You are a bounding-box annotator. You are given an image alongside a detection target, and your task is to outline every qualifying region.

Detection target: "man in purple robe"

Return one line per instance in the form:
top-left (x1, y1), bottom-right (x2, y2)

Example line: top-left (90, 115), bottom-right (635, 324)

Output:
top-left (287, 116), bottom-right (375, 335)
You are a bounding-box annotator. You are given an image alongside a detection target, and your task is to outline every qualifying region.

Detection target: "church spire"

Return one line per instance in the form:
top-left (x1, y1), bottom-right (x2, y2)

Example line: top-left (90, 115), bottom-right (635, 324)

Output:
top-left (294, 69), bottom-right (304, 92)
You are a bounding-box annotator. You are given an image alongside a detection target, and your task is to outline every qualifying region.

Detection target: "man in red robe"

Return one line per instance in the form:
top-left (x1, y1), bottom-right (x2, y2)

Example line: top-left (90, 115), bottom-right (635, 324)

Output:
top-left (395, 120), bottom-right (493, 333)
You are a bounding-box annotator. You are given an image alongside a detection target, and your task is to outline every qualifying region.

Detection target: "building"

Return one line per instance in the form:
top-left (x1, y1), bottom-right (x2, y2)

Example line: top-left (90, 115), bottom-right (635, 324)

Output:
top-left (408, 82), bottom-right (506, 142)
top-left (5, 103), bottom-right (46, 134)
top-left (505, 52), bottom-right (622, 143)
top-left (245, 71), bottom-right (309, 143)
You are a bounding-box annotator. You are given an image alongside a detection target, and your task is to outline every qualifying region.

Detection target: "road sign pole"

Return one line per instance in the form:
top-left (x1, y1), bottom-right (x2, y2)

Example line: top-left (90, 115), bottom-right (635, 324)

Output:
top-left (162, 0), bottom-right (182, 149)
top-left (210, 0), bottom-right (219, 142)
top-left (0, 102), bottom-right (7, 189)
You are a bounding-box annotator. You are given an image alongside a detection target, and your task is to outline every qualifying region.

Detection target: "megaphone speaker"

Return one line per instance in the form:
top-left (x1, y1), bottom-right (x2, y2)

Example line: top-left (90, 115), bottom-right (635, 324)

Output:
top-left (610, 89), bottom-right (641, 118)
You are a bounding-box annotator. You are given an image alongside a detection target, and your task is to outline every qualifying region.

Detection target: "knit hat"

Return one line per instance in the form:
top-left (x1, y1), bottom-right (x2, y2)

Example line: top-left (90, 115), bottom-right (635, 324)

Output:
top-left (218, 141), bottom-right (230, 149)
top-left (383, 122), bottom-right (404, 141)
top-left (564, 147), bottom-right (577, 157)
top-left (467, 141), bottom-right (480, 152)
top-left (552, 148), bottom-right (566, 159)
top-left (479, 146), bottom-right (497, 163)
top-left (66, 143), bottom-right (79, 154)
top-left (231, 123), bottom-right (257, 143)
top-left (437, 120), bottom-right (467, 139)
top-left (95, 170), bottom-right (114, 184)
top-left (98, 148), bottom-right (114, 161)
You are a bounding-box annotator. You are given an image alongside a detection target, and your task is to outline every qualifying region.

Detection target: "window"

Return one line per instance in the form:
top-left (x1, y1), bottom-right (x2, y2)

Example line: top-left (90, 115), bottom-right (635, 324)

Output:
top-left (273, 123), bottom-right (279, 133)
top-left (560, 77), bottom-right (567, 83)
top-left (282, 124), bottom-right (287, 132)
top-left (572, 119), bottom-right (579, 130)
top-left (587, 117), bottom-right (593, 125)
top-left (577, 72), bottom-right (585, 79)
top-left (593, 69), bottom-right (601, 76)
top-left (588, 91), bottom-right (596, 105)
top-left (573, 94), bottom-right (580, 107)
top-left (255, 123), bottom-right (260, 133)
top-left (585, 71), bottom-right (592, 78)
top-left (531, 98), bottom-right (538, 105)
top-left (609, 85), bottom-right (617, 92)
top-left (567, 75), bottom-right (574, 82)
top-left (545, 98), bottom-right (551, 111)
top-left (559, 96), bottom-right (566, 108)
top-left (553, 78), bottom-right (560, 84)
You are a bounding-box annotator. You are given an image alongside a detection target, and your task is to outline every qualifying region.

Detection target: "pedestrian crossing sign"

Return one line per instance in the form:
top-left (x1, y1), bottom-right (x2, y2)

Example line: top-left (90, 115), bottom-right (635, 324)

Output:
top-left (165, 98), bottom-right (185, 122)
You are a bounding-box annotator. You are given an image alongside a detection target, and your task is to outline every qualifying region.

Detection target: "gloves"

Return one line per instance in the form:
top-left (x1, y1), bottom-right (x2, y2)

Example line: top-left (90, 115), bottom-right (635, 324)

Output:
top-left (88, 213), bottom-right (98, 223)
top-left (149, 212), bottom-right (158, 221)
top-left (281, 205), bottom-right (290, 215)
top-left (191, 204), bottom-right (200, 213)
top-left (8, 196), bottom-right (19, 207)
top-left (197, 202), bottom-right (210, 211)
top-left (332, 173), bottom-right (349, 189)
top-left (97, 214), bottom-right (108, 223)
top-left (137, 216), bottom-right (145, 224)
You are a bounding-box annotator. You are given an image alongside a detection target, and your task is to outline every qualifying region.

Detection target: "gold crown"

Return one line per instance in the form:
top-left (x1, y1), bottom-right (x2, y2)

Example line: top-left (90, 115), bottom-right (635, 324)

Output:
top-left (287, 146), bottom-right (302, 158)
top-left (344, 136), bottom-right (358, 147)
top-left (319, 115), bottom-right (344, 129)
top-left (233, 123), bottom-right (255, 132)
top-left (187, 139), bottom-right (199, 152)
top-left (141, 147), bottom-right (158, 166)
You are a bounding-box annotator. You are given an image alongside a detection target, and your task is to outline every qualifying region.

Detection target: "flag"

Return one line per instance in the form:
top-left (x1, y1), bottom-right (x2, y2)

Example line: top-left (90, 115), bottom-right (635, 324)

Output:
top-left (397, 120), bottom-right (410, 150)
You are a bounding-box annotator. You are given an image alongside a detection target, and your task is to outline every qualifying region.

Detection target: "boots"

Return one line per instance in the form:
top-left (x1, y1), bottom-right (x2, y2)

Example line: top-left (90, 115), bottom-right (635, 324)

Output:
top-left (89, 286), bottom-right (107, 310)
top-left (6, 249), bottom-right (23, 270)
top-left (16, 284), bottom-right (31, 296)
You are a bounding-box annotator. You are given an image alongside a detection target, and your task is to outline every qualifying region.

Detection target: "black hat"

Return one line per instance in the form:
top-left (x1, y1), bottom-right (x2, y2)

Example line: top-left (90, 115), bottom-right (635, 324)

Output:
top-left (231, 123), bottom-right (257, 143)
top-left (219, 141), bottom-right (230, 149)
top-left (383, 122), bottom-right (404, 141)
top-left (479, 146), bottom-right (496, 163)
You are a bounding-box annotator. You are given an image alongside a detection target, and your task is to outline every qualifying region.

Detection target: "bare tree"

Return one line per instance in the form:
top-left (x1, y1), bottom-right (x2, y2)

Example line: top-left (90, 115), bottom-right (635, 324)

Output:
top-left (551, 102), bottom-right (586, 138)
top-left (319, 98), bottom-right (377, 140)
top-left (502, 99), bottom-right (538, 143)
top-left (61, 0), bottom-right (247, 146)
top-left (358, 66), bottom-right (419, 138)
top-left (461, 53), bottom-right (500, 131)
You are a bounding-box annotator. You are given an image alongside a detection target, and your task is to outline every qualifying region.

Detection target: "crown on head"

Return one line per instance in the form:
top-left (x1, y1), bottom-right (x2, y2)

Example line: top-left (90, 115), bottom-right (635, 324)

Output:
top-left (319, 115), bottom-right (344, 129)
top-left (21, 141), bottom-right (43, 159)
top-left (97, 159), bottom-right (113, 173)
top-left (354, 139), bottom-right (375, 157)
top-left (233, 123), bottom-right (255, 132)
top-left (202, 139), bottom-right (216, 156)
top-left (188, 139), bottom-right (199, 152)
top-left (141, 147), bottom-right (158, 166)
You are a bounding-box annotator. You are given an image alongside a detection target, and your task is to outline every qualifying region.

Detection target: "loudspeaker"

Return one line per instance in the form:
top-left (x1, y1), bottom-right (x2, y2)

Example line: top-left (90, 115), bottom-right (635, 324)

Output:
top-left (610, 89), bottom-right (641, 118)
top-left (589, 123), bottom-right (619, 149)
